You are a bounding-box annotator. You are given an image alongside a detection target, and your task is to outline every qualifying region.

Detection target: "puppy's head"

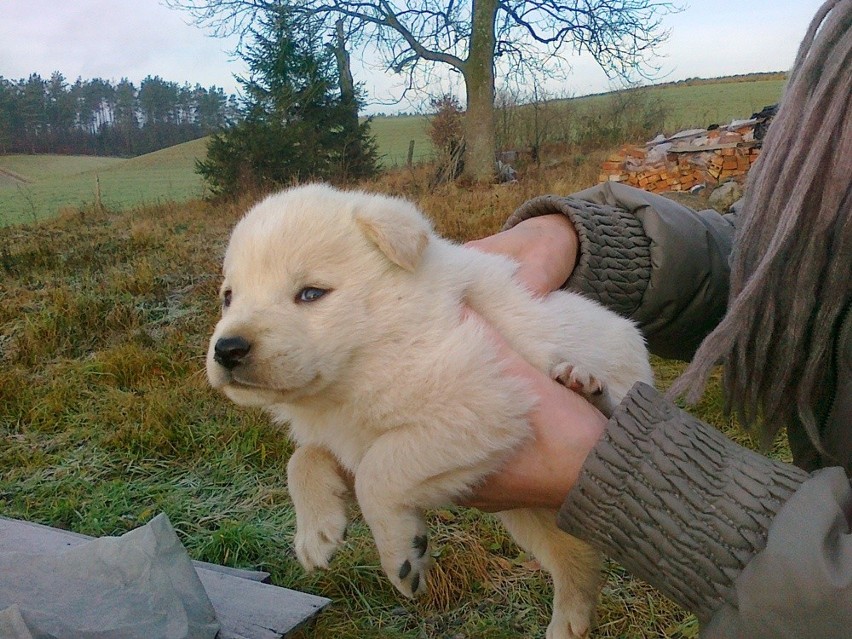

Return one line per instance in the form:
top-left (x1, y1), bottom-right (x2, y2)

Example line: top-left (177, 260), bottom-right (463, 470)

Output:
top-left (206, 183), bottom-right (432, 406)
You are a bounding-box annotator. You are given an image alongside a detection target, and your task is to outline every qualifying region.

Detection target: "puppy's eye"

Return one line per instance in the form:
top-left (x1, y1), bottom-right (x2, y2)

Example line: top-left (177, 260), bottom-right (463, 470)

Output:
top-left (296, 287), bottom-right (328, 303)
top-left (222, 289), bottom-right (232, 308)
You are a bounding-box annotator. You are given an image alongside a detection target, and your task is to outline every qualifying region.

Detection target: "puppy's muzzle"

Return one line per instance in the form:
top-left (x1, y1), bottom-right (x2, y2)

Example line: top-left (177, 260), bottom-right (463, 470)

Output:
top-left (214, 336), bottom-right (251, 370)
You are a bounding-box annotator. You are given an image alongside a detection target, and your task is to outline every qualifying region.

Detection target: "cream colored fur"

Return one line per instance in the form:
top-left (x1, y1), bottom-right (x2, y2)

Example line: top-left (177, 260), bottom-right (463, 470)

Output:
top-left (206, 184), bottom-right (654, 639)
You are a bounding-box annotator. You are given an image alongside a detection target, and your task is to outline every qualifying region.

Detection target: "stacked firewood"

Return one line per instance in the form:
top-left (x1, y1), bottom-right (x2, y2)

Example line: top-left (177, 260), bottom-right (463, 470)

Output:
top-left (598, 106), bottom-right (776, 194)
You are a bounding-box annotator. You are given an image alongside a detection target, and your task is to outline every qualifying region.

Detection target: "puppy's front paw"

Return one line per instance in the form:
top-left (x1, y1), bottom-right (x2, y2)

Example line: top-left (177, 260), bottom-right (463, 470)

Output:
top-left (546, 622), bottom-right (590, 639)
top-left (546, 606), bottom-right (592, 639)
top-left (382, 531), bottom-right (432, 598)
top-left (294, 505), bottom-right (348, 571)
top-left (551, 362), bottom-right (604, 397)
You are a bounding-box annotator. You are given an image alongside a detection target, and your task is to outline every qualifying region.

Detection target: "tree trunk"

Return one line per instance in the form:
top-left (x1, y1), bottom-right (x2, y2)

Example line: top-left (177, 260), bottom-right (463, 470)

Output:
top-left (462, 0), bottom-right (498, 183)
top-left (330, 19), bottom-right (362, 177)
top-left (332, 19), bottom-right (358, 130)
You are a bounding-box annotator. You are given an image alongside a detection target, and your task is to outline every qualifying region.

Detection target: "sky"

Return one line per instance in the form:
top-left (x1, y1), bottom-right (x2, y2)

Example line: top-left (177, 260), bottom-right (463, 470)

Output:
top-left (0, 0), bottom-right (828, 114)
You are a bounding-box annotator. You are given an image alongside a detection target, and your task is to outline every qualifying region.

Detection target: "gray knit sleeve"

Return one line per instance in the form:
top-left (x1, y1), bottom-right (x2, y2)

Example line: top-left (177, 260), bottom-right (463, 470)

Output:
top-left (557, 383), bottom-right (809, 624)
top-left (506, 183), bottom-right (735, 361)
top-left (505, 195), bottom-right (652, 319)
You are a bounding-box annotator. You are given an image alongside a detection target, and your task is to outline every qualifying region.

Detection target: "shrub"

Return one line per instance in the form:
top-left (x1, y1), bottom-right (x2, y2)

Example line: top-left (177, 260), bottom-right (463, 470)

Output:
top-left (574, 89), bottom-right (669, 151)
top-left (427, 94), bottom-right (465, 184)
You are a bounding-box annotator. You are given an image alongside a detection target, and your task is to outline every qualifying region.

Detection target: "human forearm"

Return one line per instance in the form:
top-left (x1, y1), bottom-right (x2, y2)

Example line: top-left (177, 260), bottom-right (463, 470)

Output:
top-left (505, 183), bottom-right (736, 360)
top-left (467, 213), bottom-right (579, 296)
top-left (557, 383), bottom-right (810, 624)
top-left (505, 192), bottom-right (652, 319)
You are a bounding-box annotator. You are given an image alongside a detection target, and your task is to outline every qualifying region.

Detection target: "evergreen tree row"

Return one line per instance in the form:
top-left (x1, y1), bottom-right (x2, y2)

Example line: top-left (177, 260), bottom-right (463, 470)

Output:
top-left (0, 73), bottom-right (239, 157)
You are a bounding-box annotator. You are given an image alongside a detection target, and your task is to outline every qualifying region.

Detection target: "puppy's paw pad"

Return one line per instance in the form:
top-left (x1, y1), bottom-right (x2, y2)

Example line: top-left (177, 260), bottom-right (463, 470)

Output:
top-left (412, 534), bottom-right (429, 558)
top-left (383, 534), bottom-right (432, 598)
top-left (551, 363), bottom-right (604, 396)
top-left (397, 559), bottom-right (429, 598)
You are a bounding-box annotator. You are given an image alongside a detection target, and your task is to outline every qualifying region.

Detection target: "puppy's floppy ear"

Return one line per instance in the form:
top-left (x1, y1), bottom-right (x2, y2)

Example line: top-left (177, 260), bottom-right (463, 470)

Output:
top-left (354, 196), bottom-right (431, 272)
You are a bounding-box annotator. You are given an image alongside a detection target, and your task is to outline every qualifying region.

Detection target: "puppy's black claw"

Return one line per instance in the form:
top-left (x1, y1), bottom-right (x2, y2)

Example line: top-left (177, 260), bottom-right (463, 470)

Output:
top-left (412, 535), bottom-right (428, 557)
top-left (399, 560), bottom-right (411, 580)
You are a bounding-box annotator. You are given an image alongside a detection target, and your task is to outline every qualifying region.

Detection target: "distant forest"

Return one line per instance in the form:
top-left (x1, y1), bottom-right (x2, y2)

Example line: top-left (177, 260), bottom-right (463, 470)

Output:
top-left (0, 72), bottom-right (239, 157)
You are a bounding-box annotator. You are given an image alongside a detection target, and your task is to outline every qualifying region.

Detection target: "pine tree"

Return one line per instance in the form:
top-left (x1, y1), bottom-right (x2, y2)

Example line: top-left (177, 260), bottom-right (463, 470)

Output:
top-left (197, 9), bottom-right (378, 197)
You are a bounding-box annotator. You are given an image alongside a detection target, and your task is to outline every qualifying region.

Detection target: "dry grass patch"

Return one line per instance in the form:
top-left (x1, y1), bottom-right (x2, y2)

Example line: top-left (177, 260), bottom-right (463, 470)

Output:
top-left (367, 149), bottom-right (609, 242)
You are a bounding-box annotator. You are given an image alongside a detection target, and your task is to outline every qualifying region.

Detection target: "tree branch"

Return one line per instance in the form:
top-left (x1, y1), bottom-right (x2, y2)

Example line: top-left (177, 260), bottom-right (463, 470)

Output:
top-left (376, 1), bottom-right (466, 69)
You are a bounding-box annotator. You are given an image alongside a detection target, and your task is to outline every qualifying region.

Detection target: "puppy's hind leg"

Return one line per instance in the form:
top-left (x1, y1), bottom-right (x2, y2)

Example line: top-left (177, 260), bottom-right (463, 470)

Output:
top-left (497, 508), bottom-right (602, 639)
top-left (287, 445), bottom-right (351, 571)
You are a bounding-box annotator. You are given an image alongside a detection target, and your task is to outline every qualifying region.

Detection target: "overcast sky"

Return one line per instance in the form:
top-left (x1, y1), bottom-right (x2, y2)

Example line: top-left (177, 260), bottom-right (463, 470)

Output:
top-left (1, 0), bottom-right (827, 114)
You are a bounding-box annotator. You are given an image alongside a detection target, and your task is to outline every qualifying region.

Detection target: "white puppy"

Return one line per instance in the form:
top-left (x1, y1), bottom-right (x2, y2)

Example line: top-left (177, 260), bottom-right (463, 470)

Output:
top-left (207, 184), bottom-right (653, 639)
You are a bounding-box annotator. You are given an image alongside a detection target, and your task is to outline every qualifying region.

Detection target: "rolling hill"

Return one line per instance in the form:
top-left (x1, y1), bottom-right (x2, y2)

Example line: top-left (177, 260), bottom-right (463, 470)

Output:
top-left (0, 75), bottom-right (787, 227)
top-left (0, 139), bottom-right (210, 226)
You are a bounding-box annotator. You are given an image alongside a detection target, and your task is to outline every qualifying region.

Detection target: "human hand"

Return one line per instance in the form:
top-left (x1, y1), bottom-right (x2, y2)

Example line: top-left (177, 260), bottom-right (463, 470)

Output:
top-left (460, 310), bottom-right (607, 512)
top-left (466, 214), bottom-right (579, 296)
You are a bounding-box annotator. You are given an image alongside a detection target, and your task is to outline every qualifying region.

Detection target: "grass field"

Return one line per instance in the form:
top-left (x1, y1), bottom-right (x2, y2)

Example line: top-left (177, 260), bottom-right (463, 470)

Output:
top-left (370, 114), bottom-right (434, 168)
top-left (578, 78), bottom-right (785, 132)
top-left (662, 79), bottom-right (783, 128)
top-left (0, 133), bottom-right (795, 636)
top-left (0, 139), bottom-right (210, 226)
top-left (370, 77), bottom-right (787, 167)
top-left (0, 76), bottom-right (787, 227)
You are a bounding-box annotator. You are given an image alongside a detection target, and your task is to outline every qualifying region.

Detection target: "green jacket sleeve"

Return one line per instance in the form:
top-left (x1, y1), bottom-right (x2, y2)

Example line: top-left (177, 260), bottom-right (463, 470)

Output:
top-left (505, 182), bottom-right (736, 360)
top-left (557, 383), bottom-right (852, 637)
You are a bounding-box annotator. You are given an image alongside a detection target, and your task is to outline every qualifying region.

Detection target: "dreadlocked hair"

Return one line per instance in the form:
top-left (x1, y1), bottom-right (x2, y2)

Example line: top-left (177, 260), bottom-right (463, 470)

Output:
top-left (669, 0), bottom-right (852, 452)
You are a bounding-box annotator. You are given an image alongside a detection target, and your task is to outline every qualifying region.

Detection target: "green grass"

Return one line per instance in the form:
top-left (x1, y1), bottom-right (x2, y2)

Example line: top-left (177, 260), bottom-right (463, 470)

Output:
top-left (0, 139), bottom-right (210, 226)
top-left (369, 114), bottom-right (433, 168)
top-left (623, 78), bottom-right (785, 131)
top-left (365, 78), bottom-right (787, 170)
top-left (0, 154), bottom-right (123, 181)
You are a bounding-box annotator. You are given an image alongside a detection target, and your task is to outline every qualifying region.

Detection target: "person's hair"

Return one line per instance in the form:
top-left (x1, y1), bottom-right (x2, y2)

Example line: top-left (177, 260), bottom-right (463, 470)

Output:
top-left (670, 0), bottom-right (852, 452)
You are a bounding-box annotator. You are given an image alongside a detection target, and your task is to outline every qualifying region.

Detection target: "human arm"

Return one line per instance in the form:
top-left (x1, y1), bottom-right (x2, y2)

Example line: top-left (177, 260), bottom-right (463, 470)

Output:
top-left (470, 183), bottom-right (852, 632)
top-left (489, 182), bottom-right (737, 360)
top-left (466, 213), bottom-right (580, 296)
top-left (465, 326), bottom-right (852, 635)
top-left (561, 382), bottom-right (852, 637)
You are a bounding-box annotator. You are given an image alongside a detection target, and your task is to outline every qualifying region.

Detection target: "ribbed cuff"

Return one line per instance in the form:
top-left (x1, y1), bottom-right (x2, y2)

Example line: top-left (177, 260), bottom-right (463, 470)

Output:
top-left (557, 383), bottom-right (810, 623)
top-left (505, 195), bottom-right (652, 318)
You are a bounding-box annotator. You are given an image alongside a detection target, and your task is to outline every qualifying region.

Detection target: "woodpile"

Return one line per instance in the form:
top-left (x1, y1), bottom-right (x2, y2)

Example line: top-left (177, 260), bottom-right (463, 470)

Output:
top-left (598, 106), bottom-right (777, 194)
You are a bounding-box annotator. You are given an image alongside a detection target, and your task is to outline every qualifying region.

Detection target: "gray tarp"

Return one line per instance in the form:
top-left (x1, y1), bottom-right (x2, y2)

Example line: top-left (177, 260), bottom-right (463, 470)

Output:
top-left (0, 514), bottom-right (219, 639)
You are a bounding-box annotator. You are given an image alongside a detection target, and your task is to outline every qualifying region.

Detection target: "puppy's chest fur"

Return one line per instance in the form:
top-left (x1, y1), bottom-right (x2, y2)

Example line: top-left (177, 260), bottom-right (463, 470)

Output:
top-left (274, 309), bottom-right (528, 474)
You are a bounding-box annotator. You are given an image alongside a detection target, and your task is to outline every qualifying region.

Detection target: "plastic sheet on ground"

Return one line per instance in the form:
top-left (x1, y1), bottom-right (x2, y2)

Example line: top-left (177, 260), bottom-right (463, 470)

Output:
top-left (0, 513), bottom-right (219, 639)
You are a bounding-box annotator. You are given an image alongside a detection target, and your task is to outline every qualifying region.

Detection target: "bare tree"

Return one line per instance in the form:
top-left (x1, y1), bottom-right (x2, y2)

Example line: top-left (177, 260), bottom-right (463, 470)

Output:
top-left (167, 0), bottom-right (678, 182)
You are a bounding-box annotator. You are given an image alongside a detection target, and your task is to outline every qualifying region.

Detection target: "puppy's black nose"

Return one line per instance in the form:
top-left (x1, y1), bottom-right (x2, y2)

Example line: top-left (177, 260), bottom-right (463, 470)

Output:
top-left (214, 336), bottom-right (251, 370)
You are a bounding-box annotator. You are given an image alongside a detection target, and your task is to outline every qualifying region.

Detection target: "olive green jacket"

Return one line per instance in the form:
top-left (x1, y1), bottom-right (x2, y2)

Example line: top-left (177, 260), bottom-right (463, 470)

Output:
top-left (506, 182), bottom-right (852, 637)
